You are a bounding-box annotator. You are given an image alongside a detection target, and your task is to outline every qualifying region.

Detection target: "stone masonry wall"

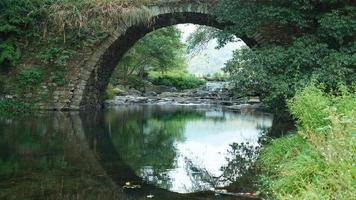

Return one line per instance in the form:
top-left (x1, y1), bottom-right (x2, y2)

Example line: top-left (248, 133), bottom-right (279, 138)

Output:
top-left (47, 2), bottom-right (261, 110)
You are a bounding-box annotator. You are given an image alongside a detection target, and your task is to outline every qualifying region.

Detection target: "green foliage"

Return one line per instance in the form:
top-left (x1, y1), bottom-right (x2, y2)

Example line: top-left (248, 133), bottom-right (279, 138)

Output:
top-left (149, 71), bottom-right (206, 90)
top-left (186, 26), bottom-right (231, 55)
top-left (0, 38), bottom-right (20, 71)
top-left (0, 99), bottom-right (32, 113)
top-left (288, 84), bottom-right (332, 133)
top-left (39, 47), bottom-right (73, 68)
top-left (111, 26), bottom-right (187, 89)
top-left (204, 0), bottom-right (356, 112)
top-left (0, 0), bottom-right (44, 69)
top-left (258, 84), bottom-right (356, 199)
top-left (224, 36), bottom-right (355, 111)
top-left (318, 6), bottom-right (356, 47)
top-left (17, 68), bottom-right (43, 91)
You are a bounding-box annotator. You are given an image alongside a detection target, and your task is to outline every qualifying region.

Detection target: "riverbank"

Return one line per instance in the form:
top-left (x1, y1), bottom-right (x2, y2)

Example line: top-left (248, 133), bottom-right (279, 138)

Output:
top-left (105, 81), bottom-right (264, 111)
top-left (256, 85), bottom-right (355, 199)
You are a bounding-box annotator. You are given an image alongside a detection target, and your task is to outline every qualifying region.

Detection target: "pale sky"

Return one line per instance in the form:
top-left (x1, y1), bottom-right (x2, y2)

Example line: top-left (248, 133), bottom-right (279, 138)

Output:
top-left (176, 24), bottom-right (247, 76)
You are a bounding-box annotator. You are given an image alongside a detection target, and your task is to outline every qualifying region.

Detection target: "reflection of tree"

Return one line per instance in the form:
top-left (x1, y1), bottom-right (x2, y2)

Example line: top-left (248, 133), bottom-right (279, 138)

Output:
top-left (108, 106), bottom-right (204, 190)
top-left (184, 142), bottom-right (261, 194)
top-left (184, 158), bottom-right (221, 192)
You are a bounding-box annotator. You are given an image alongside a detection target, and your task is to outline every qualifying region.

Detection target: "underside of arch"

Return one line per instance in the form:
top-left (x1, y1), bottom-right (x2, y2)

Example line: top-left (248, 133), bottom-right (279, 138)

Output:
top-left (54, 11), bottom-right (257, 110)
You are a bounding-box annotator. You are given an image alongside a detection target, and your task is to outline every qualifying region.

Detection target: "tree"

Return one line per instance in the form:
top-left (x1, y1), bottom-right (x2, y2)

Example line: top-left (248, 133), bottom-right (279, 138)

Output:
top-left (189, 0), bottom-right (356, 112)
top-left (111, 26), bottom-right (187, 87)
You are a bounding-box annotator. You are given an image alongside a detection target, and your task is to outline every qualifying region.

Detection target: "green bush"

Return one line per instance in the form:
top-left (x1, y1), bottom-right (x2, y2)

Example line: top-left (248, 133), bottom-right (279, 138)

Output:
top-left (288, 84), bottom-right (332, 134)
top-left (258, 84), bottom-right (356, 199)
top-left (149, 71), bottom-right (206, 90)
top-left (0, 99), bottom-right (32, 114)
top-left (17, 68), bottom-right (43, 90)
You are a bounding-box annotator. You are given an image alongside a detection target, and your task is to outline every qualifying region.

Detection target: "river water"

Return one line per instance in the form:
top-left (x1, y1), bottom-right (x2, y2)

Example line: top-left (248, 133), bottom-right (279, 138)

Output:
top-left (0, 105), bottom-right (273, 199)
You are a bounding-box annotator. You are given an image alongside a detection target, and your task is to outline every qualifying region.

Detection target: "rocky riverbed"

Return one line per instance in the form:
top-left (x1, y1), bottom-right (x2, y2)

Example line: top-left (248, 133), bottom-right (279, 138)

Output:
top-left (105, 81), bottom-right (264, 111)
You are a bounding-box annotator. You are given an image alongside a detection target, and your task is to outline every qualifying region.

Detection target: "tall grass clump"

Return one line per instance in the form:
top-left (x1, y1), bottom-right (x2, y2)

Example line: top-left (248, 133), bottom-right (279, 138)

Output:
top-left (47, 0), bottom-right (152, 36)
top-left (257, 83), bottom-right (356, 200)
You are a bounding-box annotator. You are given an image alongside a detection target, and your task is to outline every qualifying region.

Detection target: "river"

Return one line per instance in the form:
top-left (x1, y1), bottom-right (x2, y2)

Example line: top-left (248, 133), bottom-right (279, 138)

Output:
top-left (0, 105), bottom-right (273, 199)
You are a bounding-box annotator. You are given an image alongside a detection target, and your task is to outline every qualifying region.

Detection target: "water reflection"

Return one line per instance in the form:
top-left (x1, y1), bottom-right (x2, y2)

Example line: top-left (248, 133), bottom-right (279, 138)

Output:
top-left (0, 105), bottom-right (273, 199)
top-left (0, 113), bottom-right (122, 200)
top-left (106, 105), bottom-right (273, 193)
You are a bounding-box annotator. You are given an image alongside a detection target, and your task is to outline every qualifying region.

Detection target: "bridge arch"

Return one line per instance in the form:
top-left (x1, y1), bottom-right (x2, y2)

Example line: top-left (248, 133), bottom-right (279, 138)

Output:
top-left (52, 3), bottom-right (257, 110)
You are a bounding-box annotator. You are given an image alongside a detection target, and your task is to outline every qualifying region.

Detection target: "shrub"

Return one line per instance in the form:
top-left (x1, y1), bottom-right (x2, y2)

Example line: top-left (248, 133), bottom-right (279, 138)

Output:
top-left (258, 84), bottom-right (356, 199)
top-left (17, 68), bottom-right (43, 88)
top-left (0, 99), bottom-right (32, 113)
top-left (149, 71), bottom-right (206, 90)
top-left (288, 84), bottom-right (331, 134)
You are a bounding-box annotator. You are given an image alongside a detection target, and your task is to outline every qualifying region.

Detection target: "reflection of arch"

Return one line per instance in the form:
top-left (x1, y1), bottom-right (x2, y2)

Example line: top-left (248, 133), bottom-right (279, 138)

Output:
top-left (79, 111), bottom-right (223, 199)
top-left (52, 3), bottom-right (259, 110)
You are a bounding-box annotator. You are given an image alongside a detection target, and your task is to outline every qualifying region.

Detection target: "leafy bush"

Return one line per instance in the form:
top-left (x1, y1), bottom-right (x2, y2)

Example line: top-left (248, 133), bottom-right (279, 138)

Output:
top-left (288, 84), bottom-right (332, 133)
top-left (0, 38), bottom-right (21, 72)
top-left (0, 0), bottom-right (39, 69)
top-left (17, 68), bottom-right (43, 92)
top-left (0, 99), bottom-right (32, 113)
top-left (258, 84), bottom-right (356, 199)
top-left (38, 47), bottom-right (74, 68)
top-left (149, 71), bottom-right (206, 90)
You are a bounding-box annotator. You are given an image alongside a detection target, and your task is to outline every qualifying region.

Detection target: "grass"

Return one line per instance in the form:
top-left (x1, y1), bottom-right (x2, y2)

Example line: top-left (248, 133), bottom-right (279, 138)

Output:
top-left (47, 0), bottom-right (218, 35)
top-left (257, 84), bottom-right (356, 199)
top-left (149, 70), bottom-right (206, 90)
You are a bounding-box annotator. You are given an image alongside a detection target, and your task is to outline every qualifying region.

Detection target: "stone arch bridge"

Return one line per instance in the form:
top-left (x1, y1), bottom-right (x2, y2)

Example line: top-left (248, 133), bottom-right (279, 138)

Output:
top-left (49, 1), bottom-right (264, 110)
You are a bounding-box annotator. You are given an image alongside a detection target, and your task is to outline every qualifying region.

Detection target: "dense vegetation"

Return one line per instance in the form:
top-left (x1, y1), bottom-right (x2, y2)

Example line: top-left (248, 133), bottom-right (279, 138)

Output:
top-left (110, 26), bottom-right (185, 87)
top-left (184, 0), bottom-right (356, 198)
top-left (258, 84), bottom-right (355, 199)
top-left (188, 0), bottom-right (356, 112)
top-left (109, 26), bottom-right (204, 92)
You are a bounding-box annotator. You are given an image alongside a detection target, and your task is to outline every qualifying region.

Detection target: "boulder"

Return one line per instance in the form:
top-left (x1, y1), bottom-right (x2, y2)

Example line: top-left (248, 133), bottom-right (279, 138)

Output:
top-left (247, 97), bottom-right (261, 104)
top-left (130, 97), bottom-right (148, 104)
top-left (145, 91), bottom-right (157, 96)
top-left (114, 87), bottom-right (128, 96)
top-left (127, 88), bottom-right (142, 96)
